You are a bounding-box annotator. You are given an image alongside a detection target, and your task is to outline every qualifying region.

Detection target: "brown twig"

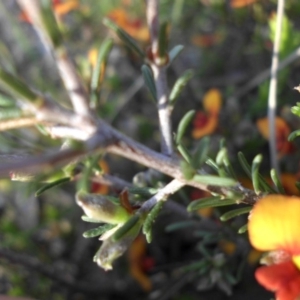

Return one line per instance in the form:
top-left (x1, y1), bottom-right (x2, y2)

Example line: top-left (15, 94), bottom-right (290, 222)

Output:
top-left (0, 117), bottom-right (41, 131)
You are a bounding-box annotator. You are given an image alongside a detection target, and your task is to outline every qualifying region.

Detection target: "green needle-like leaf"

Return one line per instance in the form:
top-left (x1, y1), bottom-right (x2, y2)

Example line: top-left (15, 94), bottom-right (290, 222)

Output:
top-left (83, 224), bottom-right (117, 238)
top-left (176, 110), bottom-right (195, 144)
top-left (142, 201), bottom-right (164, 243)
top-left (193, 175), bottom-right (236, 187)
top-left (112, 215), bottom-right (140, 242)
top-left (141, 64), bottom-right (157, 101)
top-left (177, 144), bottom-right (193, 165)
top-left (220, 206), bottom-right (252, 221)
top-left (251, 154), bottom-right (263, 194)
top-left (158, 21), bottom-right (169, 61)
top-left (169, 69), bottom-right (194, 105)
top-left (81, 215), bottom-right (103, 223)
top-left (103, 18), bottom-right (144, 58)
top-left (0, 69), bottom-right (42, 105)
top-left (288, 130), bottom-right (300, 141)
top-left (238, 224), bottom-right (248, 234)
top-left (193, 137), bottom-right (210, 168)
top-left (90, 39), bottom-right (113, 108)
top-left (270, 168), bottom-right (285, 194)
top-left (35, 177), bottom-right (71, 196)
top-left (169, 45), bottom-right (184, 64)
top-left (40, 0), bottom-right (63, 48)
top-left (187, 196), bottom-right (237, 211)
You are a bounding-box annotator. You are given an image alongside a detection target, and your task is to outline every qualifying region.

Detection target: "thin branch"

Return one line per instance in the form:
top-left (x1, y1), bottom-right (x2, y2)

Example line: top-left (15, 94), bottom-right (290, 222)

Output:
top-left (0, 116), bottom-right (41, 131)
top-left (268, 0), bottom-right (285, 175)
top-left (146, 0), bottom-right (173, 156)
top-left (17, 0), bottom-right (92, 119)
top-left (138, 179), bottom-right (185, 213)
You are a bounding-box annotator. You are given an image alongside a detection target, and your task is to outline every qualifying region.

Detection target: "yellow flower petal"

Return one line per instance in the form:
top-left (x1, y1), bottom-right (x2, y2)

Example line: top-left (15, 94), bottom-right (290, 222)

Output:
top-left (203, 89), bottom-right (222, 114)
top-left (249, 195), bottom-right (300, 255)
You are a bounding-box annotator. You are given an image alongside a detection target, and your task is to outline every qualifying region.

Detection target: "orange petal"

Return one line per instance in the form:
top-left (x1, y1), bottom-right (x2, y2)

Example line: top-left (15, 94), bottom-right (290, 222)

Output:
top-left (281, 173), bottom-right (300, 196)
top-left (230, 0), bottom-right (258, 8)
top-left (256, 117), bottom-right (290, 140)
top-left (128, 236), bottom-right (152, 291)
top-left (203, 89), bottom-right (222, 114)
top-left (248, 195), bottom-right (300, 254)
top-left (255, 261), bottom-right (300, 300)
top-left (54, 0), bottom-right (79, 16)
top-left (192, 116), bottom-right (218, 139)
top-left (256, 117), bottom-right (291, 155)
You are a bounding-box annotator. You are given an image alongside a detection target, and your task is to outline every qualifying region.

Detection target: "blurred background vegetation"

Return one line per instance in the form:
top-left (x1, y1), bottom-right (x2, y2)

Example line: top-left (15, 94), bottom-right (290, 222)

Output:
top-left (0, 0), bottom-right (300, 299)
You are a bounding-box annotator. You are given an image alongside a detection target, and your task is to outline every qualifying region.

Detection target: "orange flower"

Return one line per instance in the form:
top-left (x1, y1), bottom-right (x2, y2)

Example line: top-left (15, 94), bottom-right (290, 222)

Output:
top-left (128, 235), bottom-right (153, 291)
top-left (107, 9), bottom-right (149, 42)
top-left (256, 117), bottom-right (294, 157)
top-left (230, 0), bottom-right (258, 8)
top-left (192, 89), bottom-right (222, 139)
top-left (19, 0), bottom-right (79, 23)
top-left (248, 195), bottom-right (300, 300)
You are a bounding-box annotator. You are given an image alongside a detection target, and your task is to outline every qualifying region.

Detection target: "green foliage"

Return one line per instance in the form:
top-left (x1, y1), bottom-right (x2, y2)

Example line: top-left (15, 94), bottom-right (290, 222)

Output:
top-left (142, 201), bottom-right (164, 243)
top-left (141, 64), bottom-right (157, 101)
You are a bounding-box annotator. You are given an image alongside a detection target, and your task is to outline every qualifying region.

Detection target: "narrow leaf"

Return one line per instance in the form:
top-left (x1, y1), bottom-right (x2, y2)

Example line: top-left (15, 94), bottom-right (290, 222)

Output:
top-left (238, 152), bottom-right (275, 193)
top-left (178, 144), bottom-right (193, 165)
top-left (142, 201), bottom-right (164, 243)
top-left (187, 196), bottom-right (237, 211)
top-left (141, 64), bottom-right (157, 101)
top-left (83, 224), bottom-right (116, 238)
top-left (170, 70), bottom-right (194, 105)
top-left (238, 224), bottom-right (248, 234)
top-left (193, 136), bottom-right (210, 168)
top-left (205, 157), bottom-right (219, 173)
top-left (220, 206), bottom-right (252, 221)
top-left (176, 110), bottom-right (195, 144)
top-left (90, 39), bottom-right (114, 108)
top-left (237, 152), bottom-right (251, 178)
top-left (158, 22), bottom-right (169, 61)
top-left (169, 45), bottom-right (184, 64)
top-left (193, 175), bottom-right (236, 187)
top-left (35, 177), bottom-right (70, 196)
top-left (103, 18), bottom-right (144, 58)
top-left (288, 130), bottom-right (300, 141)
top-left (112, 214), bottom-right (140, 242)
top-left (81, 215), bottom-right (103, 223)
top-left (40, 0), bottom-right (63, 48)
top-left (0, 69), bottom-right (41, 104)
top-left (165, 220), bottom-right (196, 232)
top-left (128, 186), bottom-right (156, 198)
top-left (270, 168), bottom-right (285, 194)
top-left (251, 154), bottom-right (263, 193)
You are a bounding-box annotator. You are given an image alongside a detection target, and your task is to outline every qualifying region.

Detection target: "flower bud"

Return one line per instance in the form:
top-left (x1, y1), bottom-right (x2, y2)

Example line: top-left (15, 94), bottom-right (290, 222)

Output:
top-left (94, 218), bottom-right (142, 271)
top-left (76, 191), bottom-right (131, 224)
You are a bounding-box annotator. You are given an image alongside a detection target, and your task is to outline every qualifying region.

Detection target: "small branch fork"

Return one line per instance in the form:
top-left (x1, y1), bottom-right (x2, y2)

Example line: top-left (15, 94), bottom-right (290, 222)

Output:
top-left (0, 0), bottom-right (261, 207)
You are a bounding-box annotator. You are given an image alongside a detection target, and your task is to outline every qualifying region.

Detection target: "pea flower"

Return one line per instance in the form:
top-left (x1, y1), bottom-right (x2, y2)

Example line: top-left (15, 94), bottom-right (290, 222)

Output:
top-left (192, 89), bottom-right (222, 139)
top-left (248, 195), bottom-right (300, 300)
